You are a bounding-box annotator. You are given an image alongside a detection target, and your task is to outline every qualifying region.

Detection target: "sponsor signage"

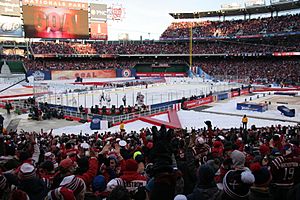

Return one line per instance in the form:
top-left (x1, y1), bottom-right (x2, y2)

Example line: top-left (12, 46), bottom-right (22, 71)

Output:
top-left (27, 70), bottom-right (51, 80)
top-left (0, 0), bottom-right (20, 16)
top-left (32, 70), bottom-right (45, 81)
top-left (90, 3), bottom-right (107, 21)
top-left (237, 103), bottom-right (268, 112)
top-left (0, 16), bottom-right (23, 37)
top-left (90, 22), bottom-right (108, 40)
top-left (245, 0), bottom-right (265, 7)
top-left (183, 96), bottom-right (214, 109)
top-left (273, 52), bottom-right (300, 56)
top-left (136, 72), bottom-right (186, 77)
top-left (23, 6), bottom-right (89, 39)
top-left (22, 0), bottom-right (88, 10)
top-left (107, 4), bottom-right (125, 21)
top-left (51, 70), bottom-right (116, 80)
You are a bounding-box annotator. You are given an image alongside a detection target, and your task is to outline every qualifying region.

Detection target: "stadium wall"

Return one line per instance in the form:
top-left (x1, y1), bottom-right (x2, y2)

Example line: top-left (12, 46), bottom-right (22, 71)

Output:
top-left (51, 70), bottom-right (116, 80)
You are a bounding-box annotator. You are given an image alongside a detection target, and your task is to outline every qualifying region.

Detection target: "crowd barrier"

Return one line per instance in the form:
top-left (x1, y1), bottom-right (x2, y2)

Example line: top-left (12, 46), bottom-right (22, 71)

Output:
top-left (183, 96), bottom-right (214, 109)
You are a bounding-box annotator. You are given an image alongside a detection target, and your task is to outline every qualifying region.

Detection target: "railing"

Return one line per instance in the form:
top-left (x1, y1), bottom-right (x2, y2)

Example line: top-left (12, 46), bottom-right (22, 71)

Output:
top-left (1, 100), bottom-right (173, 126)
top-left (61, 104), bottom-right (173, 125)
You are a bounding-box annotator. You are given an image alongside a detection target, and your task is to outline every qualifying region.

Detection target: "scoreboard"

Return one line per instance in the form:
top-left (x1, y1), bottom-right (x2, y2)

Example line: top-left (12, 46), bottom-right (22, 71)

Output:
top-left (0, 0), bottom-right (109, 40)
top-left (23, 6), bottom-right (89, 39)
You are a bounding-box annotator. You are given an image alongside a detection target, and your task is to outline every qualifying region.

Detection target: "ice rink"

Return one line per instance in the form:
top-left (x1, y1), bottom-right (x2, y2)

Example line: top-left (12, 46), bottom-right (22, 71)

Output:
top-left (2, 77), bottom-right (299, 134)
top-left (37, 78), bottom-right (240, 108)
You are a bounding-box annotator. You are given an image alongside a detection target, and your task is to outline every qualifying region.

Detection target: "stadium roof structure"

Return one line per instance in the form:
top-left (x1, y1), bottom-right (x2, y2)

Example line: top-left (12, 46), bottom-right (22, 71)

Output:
top-left (170, 1), bottom-right (300, 19)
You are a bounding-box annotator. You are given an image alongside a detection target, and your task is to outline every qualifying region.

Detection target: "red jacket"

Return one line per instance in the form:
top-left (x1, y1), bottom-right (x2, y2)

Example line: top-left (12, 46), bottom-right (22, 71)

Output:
top-left (77, 157), bottom-right (98, 186)
top-left (120, 171), bottom-right (147, 193)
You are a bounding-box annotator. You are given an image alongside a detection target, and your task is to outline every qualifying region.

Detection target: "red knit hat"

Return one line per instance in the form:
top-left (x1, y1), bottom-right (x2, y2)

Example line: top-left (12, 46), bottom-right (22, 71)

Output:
top-left (213, 141), bottom-right (223, 148)
top-left (259, 145), bottom-right (270, 156)
top-left (125, 159), bottom-right (138, 171)
top-left (47, 187), bottom-right (76, 200)
top-left (250, 162), bottom-right (272, 186)
top-left (147, 142), bottom-right (153, 149)
top-left (18, 163), bottom-right (36, 180)
top-left (59, 159), bottom-right (75, 170)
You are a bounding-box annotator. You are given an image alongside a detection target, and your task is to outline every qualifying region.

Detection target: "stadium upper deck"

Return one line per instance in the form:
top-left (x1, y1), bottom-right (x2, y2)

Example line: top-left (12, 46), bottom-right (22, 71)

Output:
top-left (169, 0), bottom-right (300, 19)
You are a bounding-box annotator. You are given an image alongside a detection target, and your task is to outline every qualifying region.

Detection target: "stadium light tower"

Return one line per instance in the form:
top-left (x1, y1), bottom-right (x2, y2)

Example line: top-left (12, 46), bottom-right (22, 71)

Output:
top-left (189, 26), bottom-right (193, 69)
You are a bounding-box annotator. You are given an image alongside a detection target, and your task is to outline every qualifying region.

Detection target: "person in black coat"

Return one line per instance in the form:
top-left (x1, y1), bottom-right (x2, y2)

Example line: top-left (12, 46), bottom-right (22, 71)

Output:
top-left (187, 164), bottom-right (223, 200)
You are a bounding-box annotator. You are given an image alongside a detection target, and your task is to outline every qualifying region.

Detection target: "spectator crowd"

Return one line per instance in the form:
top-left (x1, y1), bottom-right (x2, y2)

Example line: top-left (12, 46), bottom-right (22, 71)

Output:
top-left (0, 118), bottom-right (299, 200)
top-left (30, 40), bottom-right (300, 55)
top-left (161, 14), bottom-right (300, 39)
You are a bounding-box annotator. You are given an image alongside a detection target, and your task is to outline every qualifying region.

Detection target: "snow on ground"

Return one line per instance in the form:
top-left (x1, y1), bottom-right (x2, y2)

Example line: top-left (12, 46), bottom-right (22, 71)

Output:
top-left (205, 93), bottom-right (300, 122)
top-left (51, 113), bottom-right (169, 135)
top-left (51, 110), bottom-right (297, 136)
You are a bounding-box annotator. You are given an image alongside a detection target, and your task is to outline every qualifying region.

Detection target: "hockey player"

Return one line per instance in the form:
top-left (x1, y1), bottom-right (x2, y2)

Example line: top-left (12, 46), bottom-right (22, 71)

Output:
top-left (122, 95), bottom-right (126, 106)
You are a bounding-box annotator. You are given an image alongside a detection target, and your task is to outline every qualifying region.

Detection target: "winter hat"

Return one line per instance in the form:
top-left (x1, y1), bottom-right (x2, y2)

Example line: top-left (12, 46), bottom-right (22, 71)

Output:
top-left (174, 194), bottom-right (187, 200)
top-left (213, 141), bottom-right (223, 148)
top-left (146, 142), bottom-right (153, 149)
top-left (60, 175), bottom-right (86, 196)
top-left (231, 150), bottom-right (245, 169)
top-left (146, 135), bottom-right (152, 141)
top-left (41, 161), bottom-right (55, 173)
top-left (0, 175), bottom-right (7, 190)
top-left (259, 145), bottom-right (270, 156)
top-left (18, 163), bottom-right (36, 180)
top-left (80, 142), bottom-right (90, 149)
top-left (119, 140), bottom-right (127, 147)
top-left (250, 163), bottom-right (272, 186)
top-left (106, 178), bottom-right (124, 192)
top-left (271, 148), bottom-right (281, 156)
top-left (47, 187), bottom-right (76, 200)
top-left (197, 164), bottom-right (215, 186)
top-left (125, 159), bottom-right (138, 171)
top-left (92, 175), bottom-right (106, 192)
top-left (223, 170), bottom-right (255, 200)
top-left (59, 158), bottom-right (75, 170)
top-left (195, 136), bottom-right (205, 146)
top-left (133, 151), bottom-right (142, 160)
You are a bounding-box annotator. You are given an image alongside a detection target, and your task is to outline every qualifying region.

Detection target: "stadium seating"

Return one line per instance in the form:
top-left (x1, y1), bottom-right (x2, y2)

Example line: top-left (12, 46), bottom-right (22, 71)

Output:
top-left (161, 14), bottom-right (300, 39)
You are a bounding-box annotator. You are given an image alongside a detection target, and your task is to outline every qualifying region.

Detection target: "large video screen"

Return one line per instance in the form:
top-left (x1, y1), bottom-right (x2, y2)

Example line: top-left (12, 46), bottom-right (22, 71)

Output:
top-left (0, 0), bottom-right (20, 16)
top-left (0, 16), bottom-right (23, 37)
top-left (23, 6), bottom-right (89, 39)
